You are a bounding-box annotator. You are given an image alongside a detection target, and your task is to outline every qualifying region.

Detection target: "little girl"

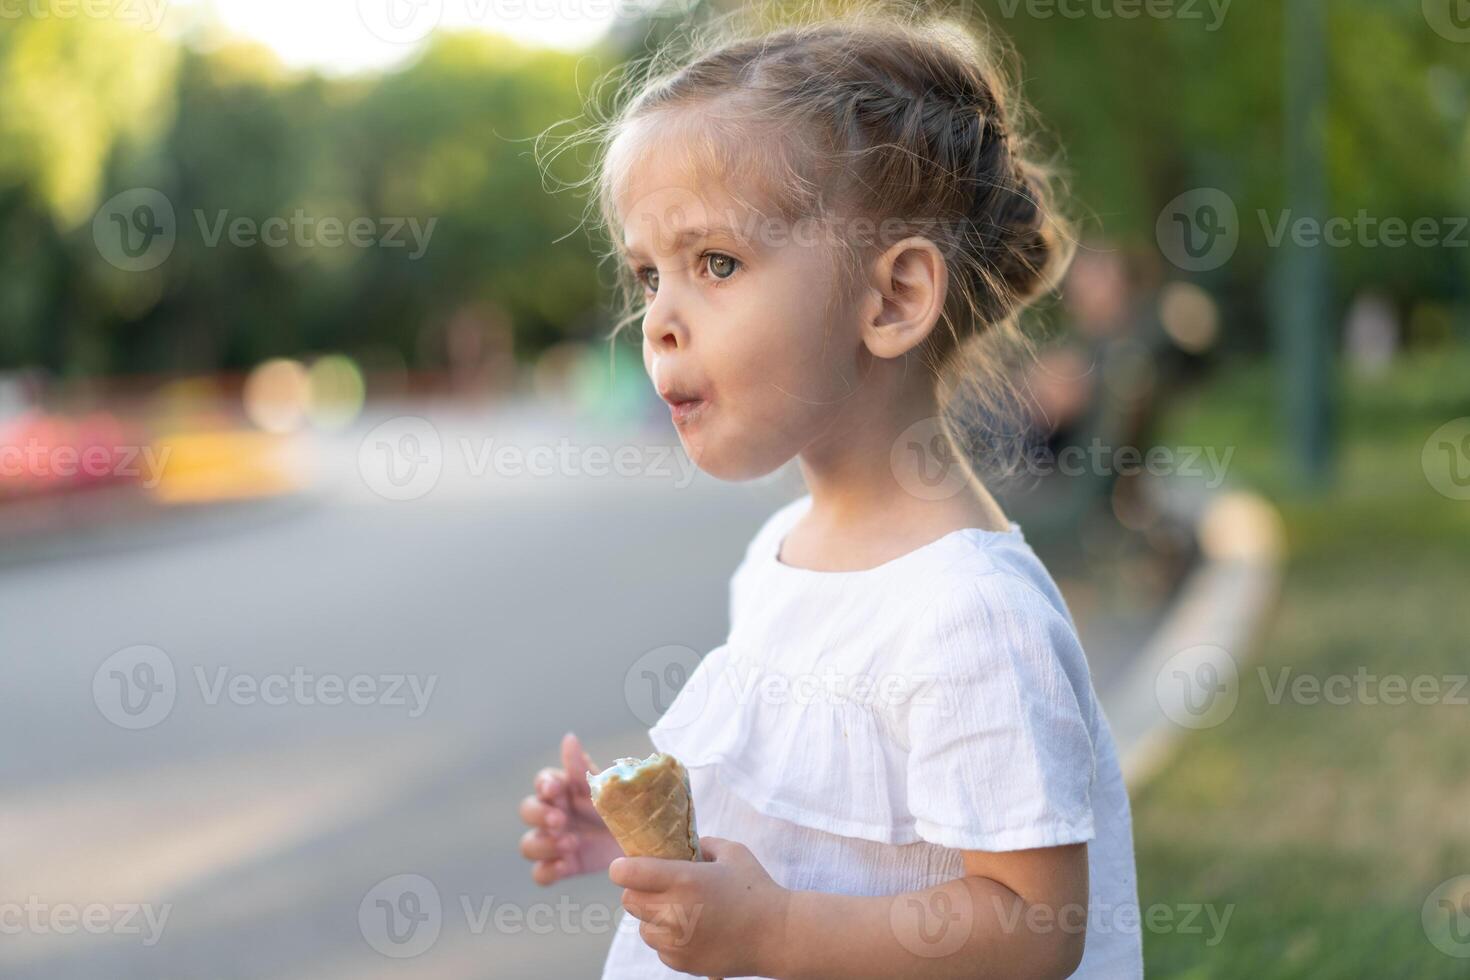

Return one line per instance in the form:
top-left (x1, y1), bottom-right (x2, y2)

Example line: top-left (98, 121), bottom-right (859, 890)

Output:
top-left (520, 6), bottom-right (1141, 977)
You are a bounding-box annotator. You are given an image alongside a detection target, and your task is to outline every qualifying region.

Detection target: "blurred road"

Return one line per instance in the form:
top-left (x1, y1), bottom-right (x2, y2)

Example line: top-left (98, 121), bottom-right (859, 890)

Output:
top-left (0, 399), bottom-right (796, 979)
top-left (0, 398), bottom-right (1151, 978)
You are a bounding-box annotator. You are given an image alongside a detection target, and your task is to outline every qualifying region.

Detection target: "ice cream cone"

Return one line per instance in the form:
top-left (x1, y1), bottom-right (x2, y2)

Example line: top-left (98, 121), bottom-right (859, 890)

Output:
top-left (588, 751), bottom-right (702, 861)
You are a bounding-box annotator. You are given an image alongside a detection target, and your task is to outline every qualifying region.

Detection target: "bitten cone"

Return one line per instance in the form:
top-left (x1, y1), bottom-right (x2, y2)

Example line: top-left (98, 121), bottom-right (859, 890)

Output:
top-left (588, 752), bottom-right (702, 861)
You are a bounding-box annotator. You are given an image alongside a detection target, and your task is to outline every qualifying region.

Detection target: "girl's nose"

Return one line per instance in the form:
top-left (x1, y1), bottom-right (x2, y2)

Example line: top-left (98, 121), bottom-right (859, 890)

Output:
top-left (642, 297), bottom-right (687, 352)
top-left (646, 321), bottom-right (680, 353)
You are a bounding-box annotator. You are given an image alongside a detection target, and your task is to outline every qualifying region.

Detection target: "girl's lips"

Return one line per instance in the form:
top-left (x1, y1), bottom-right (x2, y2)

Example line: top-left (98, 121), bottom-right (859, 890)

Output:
top-left (669, 398), bottom-right (707, 425)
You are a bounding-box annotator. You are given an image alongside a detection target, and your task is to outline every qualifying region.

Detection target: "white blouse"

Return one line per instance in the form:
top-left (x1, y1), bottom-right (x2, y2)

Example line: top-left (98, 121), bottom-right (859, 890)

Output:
top-left (600, 493), bottom-right (1142, 978)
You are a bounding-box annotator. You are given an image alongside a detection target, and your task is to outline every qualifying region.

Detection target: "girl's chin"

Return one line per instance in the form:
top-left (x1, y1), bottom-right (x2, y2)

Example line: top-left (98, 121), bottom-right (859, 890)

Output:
top-left (679, 442), bottom-right (781, 484)
top-left (671, 412), bottom-right (782, 482)
top-left (673, 431), bottom-right (734, 480)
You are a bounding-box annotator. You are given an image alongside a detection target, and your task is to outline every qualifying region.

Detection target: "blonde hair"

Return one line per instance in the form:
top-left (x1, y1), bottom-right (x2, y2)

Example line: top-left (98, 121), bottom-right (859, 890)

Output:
top-left (541, 0), bottom-right (1076, 482)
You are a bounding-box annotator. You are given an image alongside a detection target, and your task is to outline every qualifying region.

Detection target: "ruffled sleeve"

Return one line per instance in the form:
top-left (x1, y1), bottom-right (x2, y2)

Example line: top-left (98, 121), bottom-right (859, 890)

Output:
top-left (896, 571), bottom-right (1098, 852)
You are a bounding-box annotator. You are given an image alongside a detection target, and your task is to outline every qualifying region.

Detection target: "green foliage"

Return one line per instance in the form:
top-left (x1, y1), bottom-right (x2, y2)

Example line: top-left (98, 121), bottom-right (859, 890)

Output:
top-left (986, 0), bottom-right (1470, 336)
top-left (0, 2), bottom-right (1467, 375)
top-left (0, 22), bottom-right (605, 375)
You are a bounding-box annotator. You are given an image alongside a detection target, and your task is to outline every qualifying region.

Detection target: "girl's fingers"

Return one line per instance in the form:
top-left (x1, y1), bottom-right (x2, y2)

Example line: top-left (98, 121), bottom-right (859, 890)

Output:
top-left (561, 732), bottom-right (597, 798)
top-left (530, 859), bottom-right (560, 886)
top-left (530, 854), bottom-right (577, 885)
top-left (618, 889), bottom-right (666, 922)
top-left (534, 767), bottom-right (566, 803)
top-left (518, 794), bottom-right (549, 827)
top-left (519, 793), bottom-right (568, 829)
top-left (523, 828), bottom-right (579, 863)
top-left (521, 819), bottom-right (579, 854)
top-left (520, 827), bottom-right (561, 861)
top-left (538, 776), bottom-right (575, 827)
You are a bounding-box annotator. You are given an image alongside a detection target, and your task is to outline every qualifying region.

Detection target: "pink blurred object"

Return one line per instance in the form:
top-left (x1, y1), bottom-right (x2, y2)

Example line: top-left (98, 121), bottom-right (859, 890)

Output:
top-left (1063, 248), bottom-right (1132, 337)
top-left (0, 409), bottom-right (145, 501)
top-left (1028, 346), bottom-right (1097, 434)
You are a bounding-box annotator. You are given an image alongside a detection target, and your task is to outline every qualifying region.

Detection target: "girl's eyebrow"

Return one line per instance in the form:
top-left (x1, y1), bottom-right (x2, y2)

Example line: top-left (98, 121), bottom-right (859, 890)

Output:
top-left (620, 224), bottom-right (740, 262)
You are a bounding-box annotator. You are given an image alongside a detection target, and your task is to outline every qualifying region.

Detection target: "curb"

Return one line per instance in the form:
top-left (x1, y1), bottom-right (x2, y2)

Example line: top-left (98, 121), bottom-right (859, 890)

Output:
top-left (1105, 479), bottom-right (1286, 788)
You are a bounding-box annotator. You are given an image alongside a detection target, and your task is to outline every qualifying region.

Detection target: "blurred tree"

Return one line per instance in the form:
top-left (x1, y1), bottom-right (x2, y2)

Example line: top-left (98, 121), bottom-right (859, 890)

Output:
top-left (0, 18), bottom-right (603, 378)
top-left (0, 15), bottom-right (177, 373)
top-left (349, 31), bottom-right (602, 368)
top-left (0, 2), bottom-right (1465, 377)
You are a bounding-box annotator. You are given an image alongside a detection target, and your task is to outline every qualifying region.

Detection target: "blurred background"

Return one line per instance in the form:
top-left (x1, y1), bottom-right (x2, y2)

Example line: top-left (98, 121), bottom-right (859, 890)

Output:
top-left (1, 0), bottom-right (1467, 977)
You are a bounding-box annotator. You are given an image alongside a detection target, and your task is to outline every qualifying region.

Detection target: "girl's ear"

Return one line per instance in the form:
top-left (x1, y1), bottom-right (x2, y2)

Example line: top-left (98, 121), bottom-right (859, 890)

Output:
top-left (858, 236), bottom-right (948, 360)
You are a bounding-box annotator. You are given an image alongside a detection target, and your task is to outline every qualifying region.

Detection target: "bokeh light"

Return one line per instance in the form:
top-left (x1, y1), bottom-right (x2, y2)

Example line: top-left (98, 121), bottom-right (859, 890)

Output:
top-left (1158, 281), bottom-right (1221, 354)
top-left (243, 358), bottom-right (311, 434)
top-left (306, 355), bottom-right (366, 431)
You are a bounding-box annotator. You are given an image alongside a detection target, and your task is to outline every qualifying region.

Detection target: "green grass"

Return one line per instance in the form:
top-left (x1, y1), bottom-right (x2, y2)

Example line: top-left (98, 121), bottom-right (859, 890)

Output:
top-left (1133, 348), bottom-right (1470, 979)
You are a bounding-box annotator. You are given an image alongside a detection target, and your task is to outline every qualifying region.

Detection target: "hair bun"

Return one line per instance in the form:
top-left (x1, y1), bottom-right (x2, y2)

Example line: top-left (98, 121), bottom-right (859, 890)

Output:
top-left (989, 156), bottom-right (1062, 310)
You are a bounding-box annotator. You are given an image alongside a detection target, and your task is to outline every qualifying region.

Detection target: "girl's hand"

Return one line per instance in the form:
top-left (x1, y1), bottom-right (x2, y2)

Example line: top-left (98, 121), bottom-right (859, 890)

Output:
top-left (518, 732), bottom-right (624, 885)
top-left (610, 836), bottom-right (792, 979)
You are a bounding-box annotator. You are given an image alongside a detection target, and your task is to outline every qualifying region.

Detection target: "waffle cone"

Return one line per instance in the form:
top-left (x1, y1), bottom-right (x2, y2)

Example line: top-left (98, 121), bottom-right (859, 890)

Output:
top-left (588, 753), bottom-right (702, 861)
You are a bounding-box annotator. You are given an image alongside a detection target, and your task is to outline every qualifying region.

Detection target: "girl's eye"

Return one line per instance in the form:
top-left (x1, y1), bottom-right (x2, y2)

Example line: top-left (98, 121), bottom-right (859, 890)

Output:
top-left (634, 252), bottom-right (739, 296)
top-left (706, 252), bottom-right (739, 280)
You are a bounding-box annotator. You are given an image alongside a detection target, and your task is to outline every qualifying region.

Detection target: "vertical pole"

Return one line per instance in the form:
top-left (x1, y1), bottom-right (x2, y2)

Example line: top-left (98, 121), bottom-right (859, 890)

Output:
top-left (1275, 0), bottom-right (1335, 487)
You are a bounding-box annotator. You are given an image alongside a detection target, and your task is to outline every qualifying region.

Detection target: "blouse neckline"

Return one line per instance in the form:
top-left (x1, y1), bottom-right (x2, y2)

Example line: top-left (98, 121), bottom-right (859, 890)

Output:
top-left (767, 494), bottom-right (1025, 579)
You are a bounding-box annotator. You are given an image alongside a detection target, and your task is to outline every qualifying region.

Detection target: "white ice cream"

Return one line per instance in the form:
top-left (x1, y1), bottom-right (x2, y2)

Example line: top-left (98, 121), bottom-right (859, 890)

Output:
top-left (587, 752), bottom-right (666, 799)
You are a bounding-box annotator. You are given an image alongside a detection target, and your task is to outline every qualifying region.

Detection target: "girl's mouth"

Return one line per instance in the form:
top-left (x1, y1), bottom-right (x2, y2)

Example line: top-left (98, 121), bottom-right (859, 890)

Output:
top-left (669, 398), bottom-right (707, 425)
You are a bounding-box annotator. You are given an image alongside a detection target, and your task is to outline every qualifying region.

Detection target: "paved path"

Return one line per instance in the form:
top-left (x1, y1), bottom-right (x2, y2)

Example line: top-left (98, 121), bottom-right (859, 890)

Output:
top-left (0, 399), bottom-right (1161, 978)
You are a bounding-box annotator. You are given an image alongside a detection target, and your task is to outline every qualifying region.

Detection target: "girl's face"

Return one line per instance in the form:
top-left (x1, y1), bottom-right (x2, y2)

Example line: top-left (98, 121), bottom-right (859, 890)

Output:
top-left (616, 136), bottom-right (866, 482)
